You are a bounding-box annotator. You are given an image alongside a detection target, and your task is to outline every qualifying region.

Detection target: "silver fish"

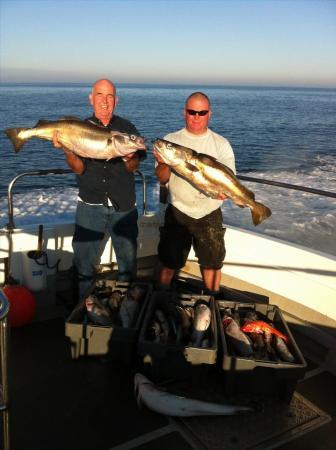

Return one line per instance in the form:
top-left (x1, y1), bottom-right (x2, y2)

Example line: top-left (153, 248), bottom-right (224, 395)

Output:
top-left (222, 312), bottom-right (254, 357)
top-left (147, 320), bottom-right (162, 343)
top-left (134, 373), bottom-right (255, 417)
top-left (243, 312), bottom-right (267, 360)
top-left (176, 306), bottom-right (192, 330)
top-left (119, 291), bottom-right (140, 328)
top-left (127, 284), bottom-right (147, 302)
top-left (108, 290), bottom-right (124, 311)
top-left (264, 329), bottom-right (277, 359)
top-left (5, 117), bottom-right (146, 159)
top-left (153, 138), bottom-right (271, 226)
top-left (85, 295), bottom-right (113, 326)
top-left (271, 323), bottom-right (295, 362)
top-left (190, 302), bottom-right (211, 348)
top-left (154, 309), bottom-right (170, 342)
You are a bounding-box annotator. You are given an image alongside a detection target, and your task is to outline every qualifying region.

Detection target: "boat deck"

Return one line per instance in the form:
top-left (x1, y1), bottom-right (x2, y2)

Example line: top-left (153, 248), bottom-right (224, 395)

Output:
top-left (2, 277), bottom-right (336, 450)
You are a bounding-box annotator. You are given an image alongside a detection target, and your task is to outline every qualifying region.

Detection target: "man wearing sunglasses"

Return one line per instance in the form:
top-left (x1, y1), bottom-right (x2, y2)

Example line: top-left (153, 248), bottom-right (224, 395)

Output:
top-left (154, 91), bottom-right (236, 296)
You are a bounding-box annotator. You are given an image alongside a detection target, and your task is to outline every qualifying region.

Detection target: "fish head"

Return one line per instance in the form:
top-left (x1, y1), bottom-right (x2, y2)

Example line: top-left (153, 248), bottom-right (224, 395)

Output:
top-left (152, 138), bottom-right (187, 167)
top-left (134, 373), bottom-right (152, 389)
top-left (194, 302), bottom-right (211, 331)
top-left (111, 132), bottom-right (147, 155)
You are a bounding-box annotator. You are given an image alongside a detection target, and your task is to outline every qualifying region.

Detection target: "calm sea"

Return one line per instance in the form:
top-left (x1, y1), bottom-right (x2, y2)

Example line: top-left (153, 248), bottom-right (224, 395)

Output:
top-left (0, 83), bottom-right (335, 254)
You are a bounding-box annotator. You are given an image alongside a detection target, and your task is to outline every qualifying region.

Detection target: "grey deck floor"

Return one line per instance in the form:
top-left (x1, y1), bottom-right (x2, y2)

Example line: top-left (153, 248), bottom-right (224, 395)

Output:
top-left (3, 278), bottom-right (335, 450)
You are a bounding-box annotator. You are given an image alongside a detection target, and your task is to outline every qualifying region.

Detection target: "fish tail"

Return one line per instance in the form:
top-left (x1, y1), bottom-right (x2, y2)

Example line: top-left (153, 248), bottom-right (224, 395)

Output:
top-left (251, 201), bottom-right (272, 226)
top-left (4, 128), bottom-right (29, 152)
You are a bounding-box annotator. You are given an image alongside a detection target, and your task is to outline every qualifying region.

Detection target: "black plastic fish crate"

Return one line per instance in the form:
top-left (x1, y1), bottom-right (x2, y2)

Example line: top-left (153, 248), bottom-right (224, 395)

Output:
top-left (137, 291), bottom-right (217, 383)
top-left (65, 280), bottom-right (152, 364)
top-left (216, 301), bottom-right (307, 402)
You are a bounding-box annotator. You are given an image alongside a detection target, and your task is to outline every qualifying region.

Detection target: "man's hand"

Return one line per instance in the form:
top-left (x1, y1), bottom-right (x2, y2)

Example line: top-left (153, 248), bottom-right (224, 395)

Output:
top-left (52, 131), bottom-right (72, 154)
top-left (52, 131), bottom-right (62, 148)
top-left (123, 152), bottom-right (136, 160)
top-left (153, 149), bottom-right (165, 164)
top-left (124, 153), bottom-right (140, 172)
top-left (52, 130), bottom-right (84, 174)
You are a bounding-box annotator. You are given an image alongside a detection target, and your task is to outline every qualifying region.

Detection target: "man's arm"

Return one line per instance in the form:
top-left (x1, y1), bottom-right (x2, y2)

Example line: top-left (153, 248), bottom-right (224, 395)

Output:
top-left (52, 131), bottom-right (85, 175)
top-left (153, 150), bottom-right (171, 184)
top-left (155, 162), bottom-right (171, 184)
top-left (64, 151), bottom-right (86, 175)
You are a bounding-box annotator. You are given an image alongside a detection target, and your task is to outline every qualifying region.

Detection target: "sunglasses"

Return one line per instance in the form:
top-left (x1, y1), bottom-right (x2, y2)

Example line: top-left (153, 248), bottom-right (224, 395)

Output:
top-left (186, 109), bottom-right (209, 116)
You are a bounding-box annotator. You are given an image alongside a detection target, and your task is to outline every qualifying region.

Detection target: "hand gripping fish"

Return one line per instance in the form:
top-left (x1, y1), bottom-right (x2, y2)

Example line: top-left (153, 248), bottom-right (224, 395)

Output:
top-left (134, 373), bottom-right (256, 417)
top-left (5, 117), bottom-right (146, 159)
top-left (153, 138), bottom-right (271, 226)
top-left (241, 320), bottom-right (288, 343)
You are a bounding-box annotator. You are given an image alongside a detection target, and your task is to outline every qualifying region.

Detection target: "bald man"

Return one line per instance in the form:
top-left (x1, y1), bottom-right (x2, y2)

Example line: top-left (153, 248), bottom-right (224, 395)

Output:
top-left (54, 79), bottom-right (145, 301)
top-left (154, 92), bottom-right (236, 295)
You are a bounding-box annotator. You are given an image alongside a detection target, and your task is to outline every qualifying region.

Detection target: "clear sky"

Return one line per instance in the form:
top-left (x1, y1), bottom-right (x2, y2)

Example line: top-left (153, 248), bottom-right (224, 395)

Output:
top-left (1, 0), bottom-right (336, 87)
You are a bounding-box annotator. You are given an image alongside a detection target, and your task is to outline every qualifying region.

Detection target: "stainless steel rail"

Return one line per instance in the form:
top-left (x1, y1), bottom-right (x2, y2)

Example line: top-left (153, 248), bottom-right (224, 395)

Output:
top-left (6, 168), bottom-right (147, 230)
top-left (135, 170), bottom-right (147, 215)
top-left (237, 175), bottom-right (336, 199)
top-left (159, 175), bottom-right (336, 205)
top-left (0, 289), bottom-right (10, 450)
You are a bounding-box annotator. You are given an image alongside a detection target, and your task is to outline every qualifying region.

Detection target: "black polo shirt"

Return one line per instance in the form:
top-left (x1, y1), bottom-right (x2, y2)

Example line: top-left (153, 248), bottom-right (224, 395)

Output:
top-left (76, 115), bottom-right (142, 211)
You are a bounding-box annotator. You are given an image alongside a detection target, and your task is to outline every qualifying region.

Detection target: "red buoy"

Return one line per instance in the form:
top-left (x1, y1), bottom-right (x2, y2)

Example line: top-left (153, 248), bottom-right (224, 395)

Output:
top-left (3, 283), bottom-right (36, 327)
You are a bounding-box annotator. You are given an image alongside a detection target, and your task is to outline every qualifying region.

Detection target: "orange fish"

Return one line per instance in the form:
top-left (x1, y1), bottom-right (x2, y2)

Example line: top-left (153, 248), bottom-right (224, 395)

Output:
top-left (241, 320), bottom-right (288, 343)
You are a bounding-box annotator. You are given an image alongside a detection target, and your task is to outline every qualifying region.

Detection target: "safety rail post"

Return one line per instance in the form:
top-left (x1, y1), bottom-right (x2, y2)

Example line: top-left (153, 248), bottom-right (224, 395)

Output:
top-left (0, 289), bottom-right (10, 450)
top-left (135, 170), bottom-right (147, 215)
top-left (6, 168), bottom-right (148, 231)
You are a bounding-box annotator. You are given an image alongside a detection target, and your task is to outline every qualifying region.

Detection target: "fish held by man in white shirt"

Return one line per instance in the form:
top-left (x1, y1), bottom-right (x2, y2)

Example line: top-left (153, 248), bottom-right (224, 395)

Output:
top-left (153, 138), bottom-right (272, 226)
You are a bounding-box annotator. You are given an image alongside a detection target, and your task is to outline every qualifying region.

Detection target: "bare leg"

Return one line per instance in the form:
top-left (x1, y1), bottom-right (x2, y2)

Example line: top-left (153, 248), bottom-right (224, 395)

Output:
top-left (201, 267), bottom-right (221, 292)
top-left (158, 266), bottom-right (175, 287)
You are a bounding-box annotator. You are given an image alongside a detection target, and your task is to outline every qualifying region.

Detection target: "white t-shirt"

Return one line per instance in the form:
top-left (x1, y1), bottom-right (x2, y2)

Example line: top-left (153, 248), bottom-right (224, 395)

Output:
top-left (164, 128), bottom-right (236, 219)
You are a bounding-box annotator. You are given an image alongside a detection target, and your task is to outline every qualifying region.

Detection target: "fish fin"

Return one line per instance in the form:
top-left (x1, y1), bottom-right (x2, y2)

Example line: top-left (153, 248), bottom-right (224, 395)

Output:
top-left (197, 153), bottom-right (218, 165)
top-left (184, 162), bottom-right (199, 172)
top-left (5, 128), bottom-right (29, 152)
top-left (251, 201), bottom-right (272, 226)
top-left (59, 116), bottom-right (82, 121)
top-left (244, 186), bottom-right (255, 201)
top-left (134, 385), bottom-right (142, 408)
top-left (35, 119), bottom-right (53, 127)
top-left (234, 199), bottom-right (245, 208)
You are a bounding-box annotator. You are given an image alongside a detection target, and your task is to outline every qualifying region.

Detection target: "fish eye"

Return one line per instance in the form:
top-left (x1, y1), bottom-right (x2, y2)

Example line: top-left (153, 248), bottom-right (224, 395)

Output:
top-left (130, 135), bottom-right (136, 141)
top-left (167, 143), bottom-right (172, 149)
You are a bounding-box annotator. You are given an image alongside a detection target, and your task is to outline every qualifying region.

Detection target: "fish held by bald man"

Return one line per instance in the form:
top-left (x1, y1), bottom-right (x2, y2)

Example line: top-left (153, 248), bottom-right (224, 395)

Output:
top-left (153, 138), bottom-right (271, 226)
top-left (5, 117), bottom-right (146, 159)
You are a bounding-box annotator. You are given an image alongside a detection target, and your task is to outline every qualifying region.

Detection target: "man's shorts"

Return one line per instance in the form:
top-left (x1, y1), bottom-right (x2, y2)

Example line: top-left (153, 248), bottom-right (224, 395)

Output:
top-left (158, 205), bottom-right (226, 271)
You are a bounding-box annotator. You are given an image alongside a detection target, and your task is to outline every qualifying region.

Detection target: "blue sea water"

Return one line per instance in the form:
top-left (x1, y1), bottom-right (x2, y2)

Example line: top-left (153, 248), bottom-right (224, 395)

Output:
top-left (0, 83), bottom-right (335, 254)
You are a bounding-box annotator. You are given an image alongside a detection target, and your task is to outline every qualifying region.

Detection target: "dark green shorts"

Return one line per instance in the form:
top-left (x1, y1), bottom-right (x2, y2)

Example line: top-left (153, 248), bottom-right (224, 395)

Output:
top-left (158, 205), bottom-right (226, 270)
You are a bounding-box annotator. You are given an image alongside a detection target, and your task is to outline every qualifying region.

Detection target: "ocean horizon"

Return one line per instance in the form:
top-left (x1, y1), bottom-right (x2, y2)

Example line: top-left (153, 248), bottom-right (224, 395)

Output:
top-left (1, 81), bottom-right (336, 91)
top-left (0, 83), bottom-right (335, 255)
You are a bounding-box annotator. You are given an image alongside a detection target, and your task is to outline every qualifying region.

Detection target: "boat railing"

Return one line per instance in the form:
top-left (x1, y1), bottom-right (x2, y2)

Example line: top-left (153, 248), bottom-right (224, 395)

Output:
top-left (159, 175), bottom-right (336, 206)
top-left (0, 289), bottom-right (10, 450)
top-left (6, 169), bottom-right (147, 230)
top-left (237, 175), bottom-right (336, 199)
top-left (5, 168), bottom-right (335, 230)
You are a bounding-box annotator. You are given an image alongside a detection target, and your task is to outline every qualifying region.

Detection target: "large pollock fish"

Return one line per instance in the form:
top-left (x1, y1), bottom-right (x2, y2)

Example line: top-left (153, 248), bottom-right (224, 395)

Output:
top-left (5, 117), bottom-right (146, 159)
top-left (134, 373), bottom-right (256, 417)
top-left (153, 138), bottom-right (271, 226)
